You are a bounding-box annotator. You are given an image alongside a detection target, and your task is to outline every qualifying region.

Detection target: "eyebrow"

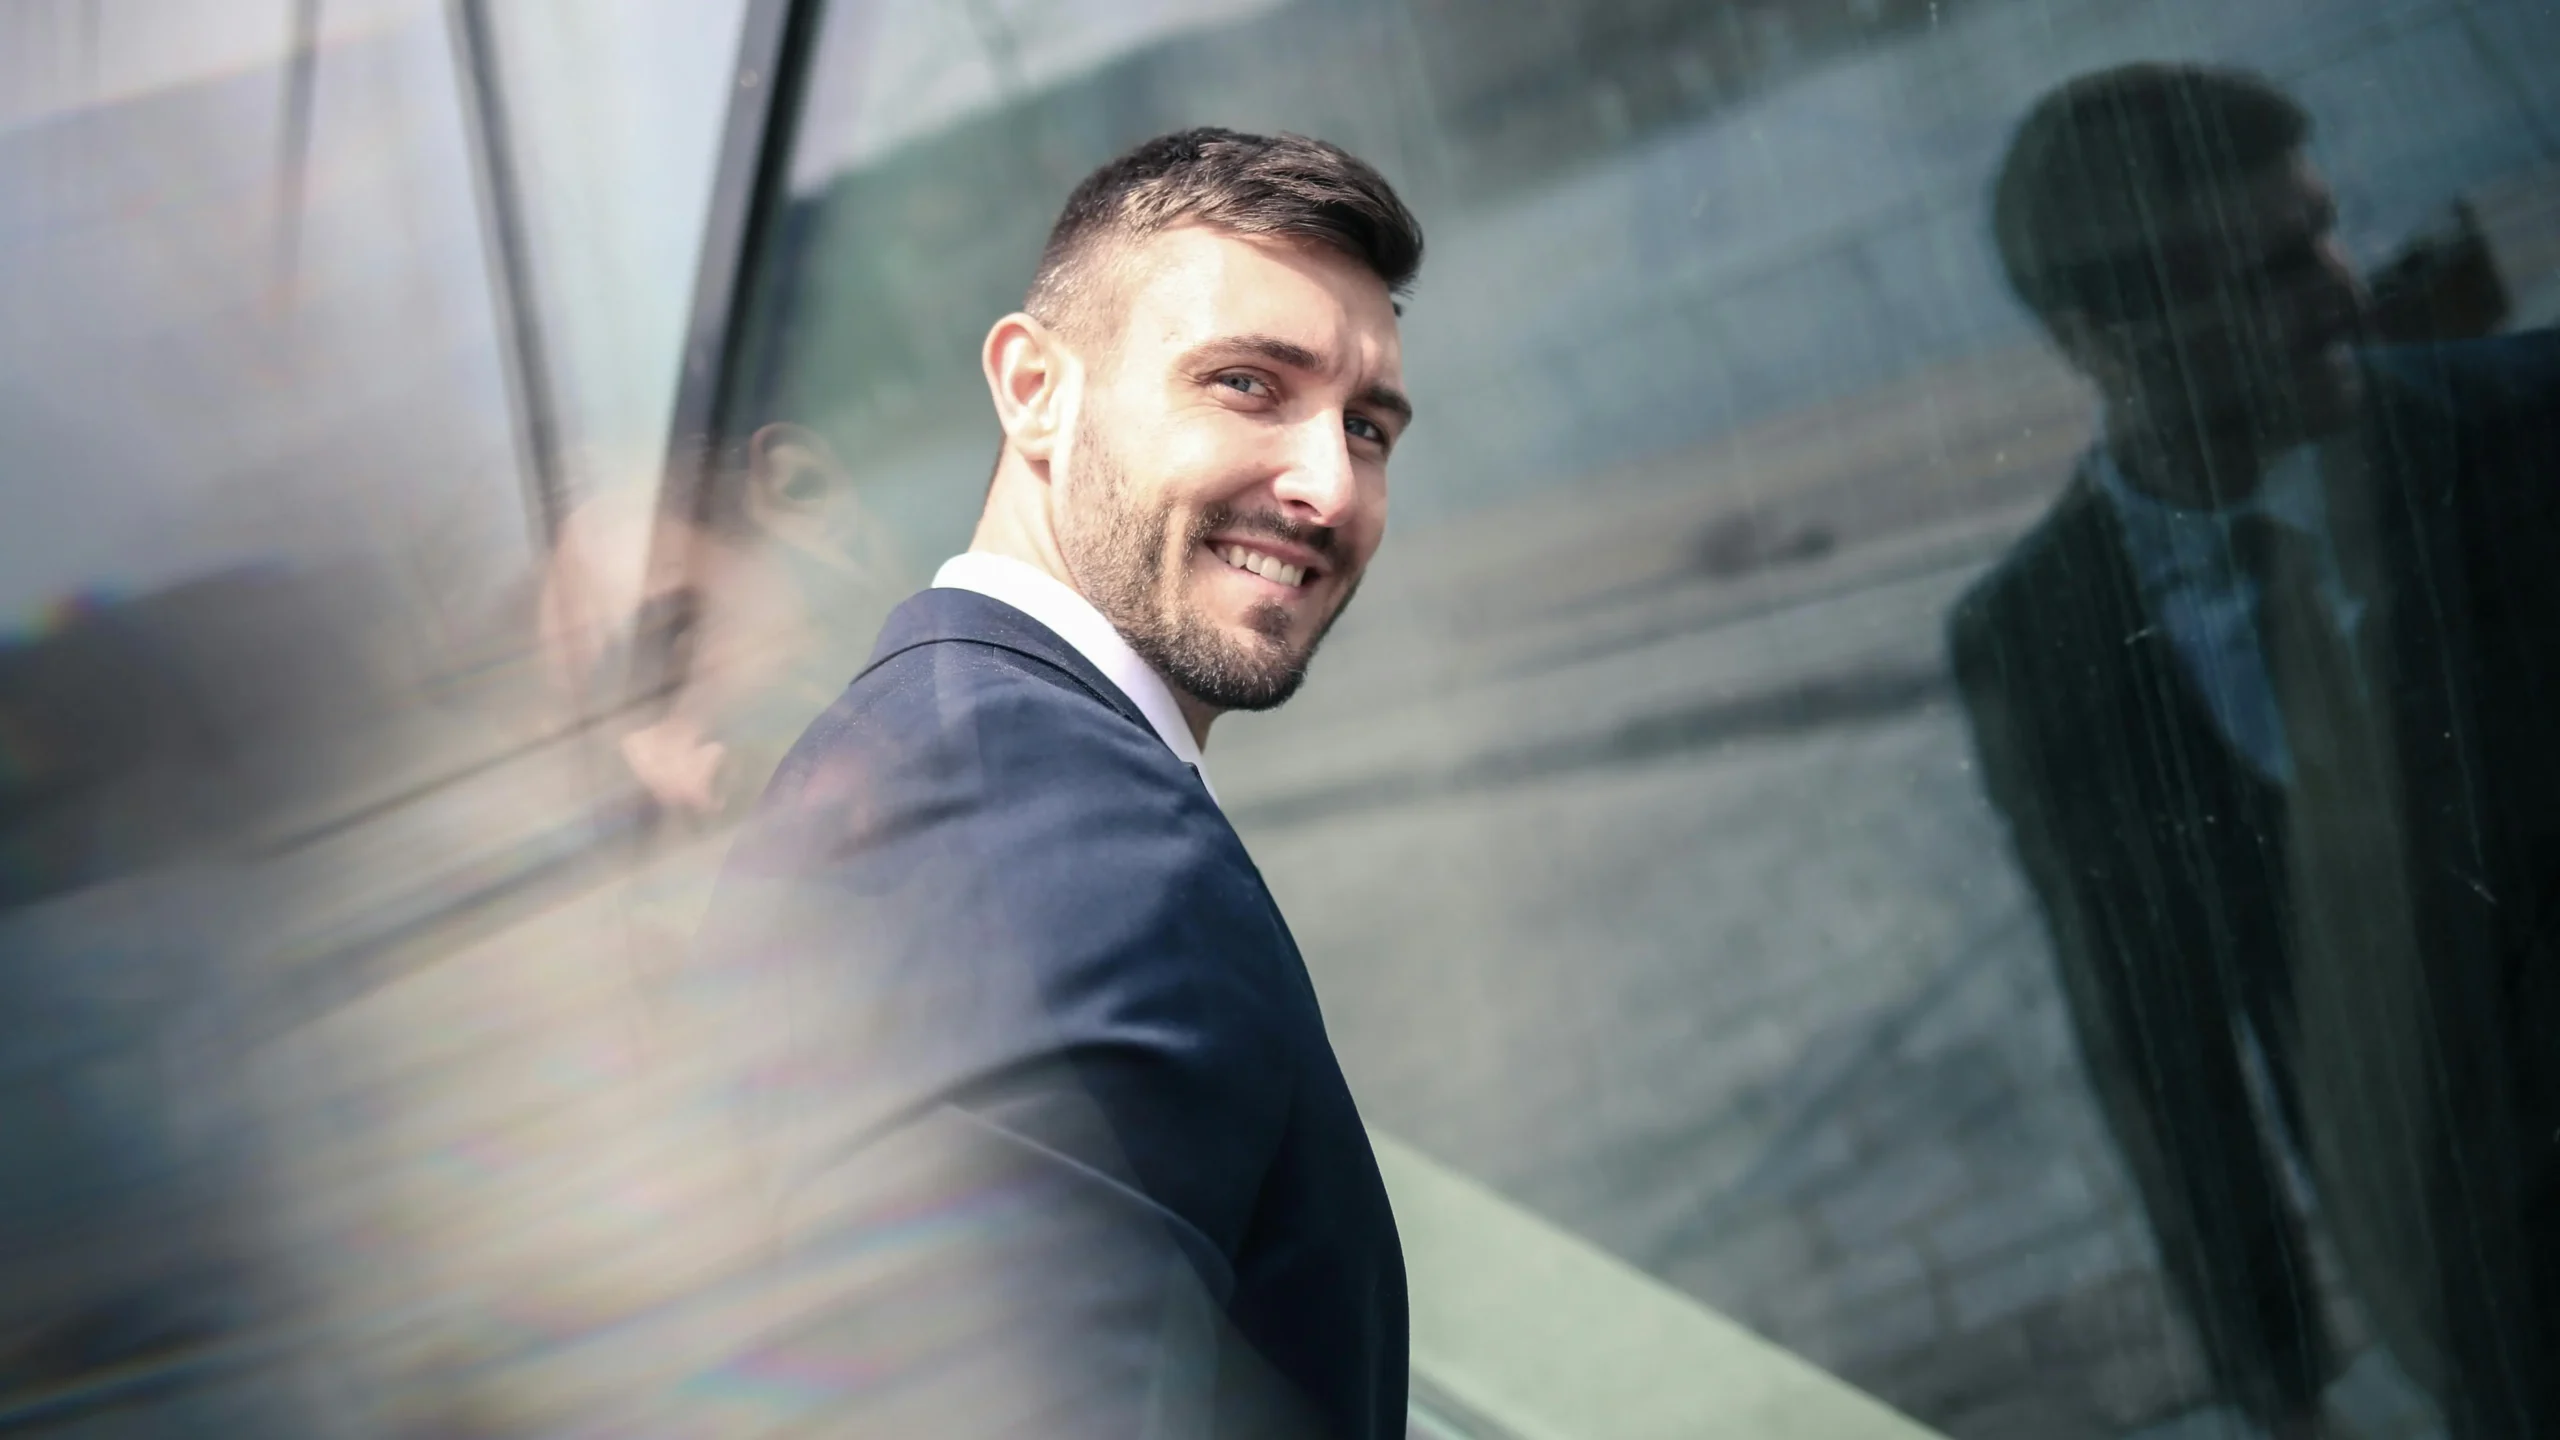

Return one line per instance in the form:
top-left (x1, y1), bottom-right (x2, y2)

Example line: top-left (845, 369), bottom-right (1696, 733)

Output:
top-left (1194, 333), bottom-right (1415, 428)
top-left (1359, 380), bottom-right (1416, 428)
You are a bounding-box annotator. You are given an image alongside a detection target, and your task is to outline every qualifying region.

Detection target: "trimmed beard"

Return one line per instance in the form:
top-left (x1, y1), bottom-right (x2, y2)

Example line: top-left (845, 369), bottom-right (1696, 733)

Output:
top-left (1053, 411), bottom-right (1353, 713)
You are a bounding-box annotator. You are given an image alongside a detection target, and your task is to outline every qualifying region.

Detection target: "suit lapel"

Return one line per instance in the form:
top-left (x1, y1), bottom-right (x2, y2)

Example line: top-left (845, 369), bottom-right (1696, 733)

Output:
top-left (2024, 471), bottom-right (2297, 1005)
top-left (2038, 471), bottom-right (2266, 809)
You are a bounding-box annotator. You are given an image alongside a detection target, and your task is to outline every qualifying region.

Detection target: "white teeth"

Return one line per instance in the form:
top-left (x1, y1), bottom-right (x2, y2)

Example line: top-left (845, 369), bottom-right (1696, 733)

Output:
top-left (1213, 543), bottom-right (1306, 587)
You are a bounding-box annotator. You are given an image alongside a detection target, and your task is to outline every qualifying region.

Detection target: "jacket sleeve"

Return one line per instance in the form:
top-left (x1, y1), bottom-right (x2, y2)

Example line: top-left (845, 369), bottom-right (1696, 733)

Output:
top-left (612, 643), bottom-right (1318, 1439)
top-left (1948, 588), bottom-right (2336, 1424)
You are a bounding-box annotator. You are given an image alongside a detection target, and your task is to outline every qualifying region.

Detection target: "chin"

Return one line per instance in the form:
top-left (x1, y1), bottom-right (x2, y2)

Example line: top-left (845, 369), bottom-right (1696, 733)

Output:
top-left (1192, 577), bottom-right (1306, 640)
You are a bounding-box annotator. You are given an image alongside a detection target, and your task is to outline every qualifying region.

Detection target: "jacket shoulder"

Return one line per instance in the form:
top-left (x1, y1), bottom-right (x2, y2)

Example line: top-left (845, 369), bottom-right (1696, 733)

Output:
top-left (751, 634), bottom-right (1178, 828)
top-left (1949, 477), bottom-right (2109, 677)
top-left (733, 634), bottom-right (1271, 977)
top-left (704, 630), bottom-right (1301, 1241)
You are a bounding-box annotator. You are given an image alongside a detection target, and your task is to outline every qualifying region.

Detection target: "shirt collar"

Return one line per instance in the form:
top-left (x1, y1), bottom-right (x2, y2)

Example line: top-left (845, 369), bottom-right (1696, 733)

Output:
top-left (2089, 429), bottom-right (2332, 586)
top-left (931, 552), bottom-right (1215, 797)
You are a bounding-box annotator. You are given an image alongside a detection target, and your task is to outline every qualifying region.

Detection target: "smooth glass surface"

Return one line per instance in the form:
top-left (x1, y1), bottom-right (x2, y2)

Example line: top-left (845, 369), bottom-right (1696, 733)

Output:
top-left (10, 1), bottom-right (2560, 1435)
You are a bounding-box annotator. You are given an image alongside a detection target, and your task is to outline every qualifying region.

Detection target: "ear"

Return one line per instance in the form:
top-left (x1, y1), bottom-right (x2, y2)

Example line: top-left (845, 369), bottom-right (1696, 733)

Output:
top-left (982, 312), bottom-right (1072, 466)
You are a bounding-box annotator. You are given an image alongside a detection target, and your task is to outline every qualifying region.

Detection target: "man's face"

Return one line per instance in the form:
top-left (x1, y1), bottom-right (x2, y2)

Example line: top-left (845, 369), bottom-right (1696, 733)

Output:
top-left (2079, 153), bottom-right (2370, 450)
top-left (1051, 225), bottom-right (1407, 713)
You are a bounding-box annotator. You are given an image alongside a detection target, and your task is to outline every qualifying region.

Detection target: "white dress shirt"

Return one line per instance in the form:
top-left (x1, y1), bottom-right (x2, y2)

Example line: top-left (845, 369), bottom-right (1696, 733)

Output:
top-left (932, 552), bottom-right (1216, 802)
top-left (2090, 438), bottom-right (2366, 787)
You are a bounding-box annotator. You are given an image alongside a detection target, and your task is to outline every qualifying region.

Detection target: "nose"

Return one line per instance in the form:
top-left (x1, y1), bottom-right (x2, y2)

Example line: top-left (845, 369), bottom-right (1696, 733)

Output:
top-left (1270, 413), bottom-right (1359, 526)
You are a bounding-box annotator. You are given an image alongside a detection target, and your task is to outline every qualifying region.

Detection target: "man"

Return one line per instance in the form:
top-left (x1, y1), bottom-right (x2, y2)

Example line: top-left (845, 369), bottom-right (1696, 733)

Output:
top-left (1952, 65), bottom-right (2560, 1437)
top-left (678, 128), bottom-right (1421, 1438)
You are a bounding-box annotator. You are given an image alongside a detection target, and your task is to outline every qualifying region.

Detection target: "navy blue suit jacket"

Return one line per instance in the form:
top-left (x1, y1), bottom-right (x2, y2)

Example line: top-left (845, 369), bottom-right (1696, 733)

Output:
top-left (686, 586), bottom-right (1406, 1439)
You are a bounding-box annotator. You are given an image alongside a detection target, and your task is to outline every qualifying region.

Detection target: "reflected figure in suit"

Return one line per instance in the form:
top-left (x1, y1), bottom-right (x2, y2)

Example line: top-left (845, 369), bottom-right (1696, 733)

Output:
top-left (1952, 64), bottom-right (2560, 1437)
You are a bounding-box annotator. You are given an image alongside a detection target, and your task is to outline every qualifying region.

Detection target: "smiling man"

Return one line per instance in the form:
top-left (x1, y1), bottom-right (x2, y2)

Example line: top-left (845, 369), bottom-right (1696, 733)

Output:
top-left (685, 129), bottom-right (1421, 1439)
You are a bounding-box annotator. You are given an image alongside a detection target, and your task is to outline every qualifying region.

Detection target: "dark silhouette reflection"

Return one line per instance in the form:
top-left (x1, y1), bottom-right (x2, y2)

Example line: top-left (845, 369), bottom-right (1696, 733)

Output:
top-left (1952, 63), bottom-right (2560, 1437)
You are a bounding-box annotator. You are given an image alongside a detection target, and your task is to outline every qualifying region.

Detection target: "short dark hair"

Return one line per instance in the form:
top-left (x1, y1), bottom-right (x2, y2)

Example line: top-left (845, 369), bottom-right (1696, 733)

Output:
top-left (1024, 127), bottom-right (1424, 336)
top-left (1992, 63), bottom-right (2311, 326)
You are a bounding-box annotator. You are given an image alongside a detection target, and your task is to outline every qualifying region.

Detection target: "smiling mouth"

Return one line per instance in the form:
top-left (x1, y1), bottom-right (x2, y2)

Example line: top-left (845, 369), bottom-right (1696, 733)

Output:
top-left (1213, 543), bottom-right (1310, 589)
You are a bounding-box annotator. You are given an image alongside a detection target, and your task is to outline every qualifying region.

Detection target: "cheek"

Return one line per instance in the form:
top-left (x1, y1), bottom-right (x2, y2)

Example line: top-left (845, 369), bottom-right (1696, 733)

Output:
top-left (1180, 451), bottom-right (1281, 510)
top-left (1345, 484), bottom-right (1389, 564)
top-left (2146, 319), bottom-right (2249, 379)
top-left (1163, 402), bottom-right (1302, 479)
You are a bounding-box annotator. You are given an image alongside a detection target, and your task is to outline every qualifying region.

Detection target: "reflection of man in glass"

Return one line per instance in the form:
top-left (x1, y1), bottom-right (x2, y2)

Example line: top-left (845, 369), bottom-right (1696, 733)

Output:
top-left (684, 130), bottom-right (1420, 1438)
top-left (1951, 63), bottom-right (2560, 1437)
top-left (538, 425), bottom-right (902, 819)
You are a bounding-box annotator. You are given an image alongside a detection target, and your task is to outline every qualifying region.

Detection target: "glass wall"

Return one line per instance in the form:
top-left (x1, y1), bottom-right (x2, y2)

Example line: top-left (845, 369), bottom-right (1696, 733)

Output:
top-left (10, 0), bottom-right (2560, 1434)
top-left (0, 3), bottom-right (744, 1429)
top-left (693, 1), bottom-right (2560, 1435)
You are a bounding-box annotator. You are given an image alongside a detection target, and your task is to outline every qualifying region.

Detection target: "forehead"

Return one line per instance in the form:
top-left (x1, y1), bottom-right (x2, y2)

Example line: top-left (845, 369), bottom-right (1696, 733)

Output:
top-left (1106, 225), bottom-right (1403, 381)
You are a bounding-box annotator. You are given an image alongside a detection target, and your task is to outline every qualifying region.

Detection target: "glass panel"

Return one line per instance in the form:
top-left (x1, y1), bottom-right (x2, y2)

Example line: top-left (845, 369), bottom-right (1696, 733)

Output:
top-left (0, 4), bottom-right (637, 1426)
top-left (695, 1), bottom-right (2560, 1435)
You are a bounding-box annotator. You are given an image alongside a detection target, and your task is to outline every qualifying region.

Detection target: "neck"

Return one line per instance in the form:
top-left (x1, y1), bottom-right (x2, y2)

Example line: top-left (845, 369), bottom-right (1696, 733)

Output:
top-left (969, 454), bottom-right (1078, 589)
top-left (971, 451), bottom-right (1222, 751)
top-left (1173, 692), bottom-right (1217, 750)
top-left (2101, 398), bottom-right (2273, 511)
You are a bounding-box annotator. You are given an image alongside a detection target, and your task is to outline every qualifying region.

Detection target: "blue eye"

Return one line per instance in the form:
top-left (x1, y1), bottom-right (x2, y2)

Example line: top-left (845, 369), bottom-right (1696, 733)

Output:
top-left (1217, 373), bottom-right (1268, 396)
top-left (1346, 414), bottom-right (1387, 444)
